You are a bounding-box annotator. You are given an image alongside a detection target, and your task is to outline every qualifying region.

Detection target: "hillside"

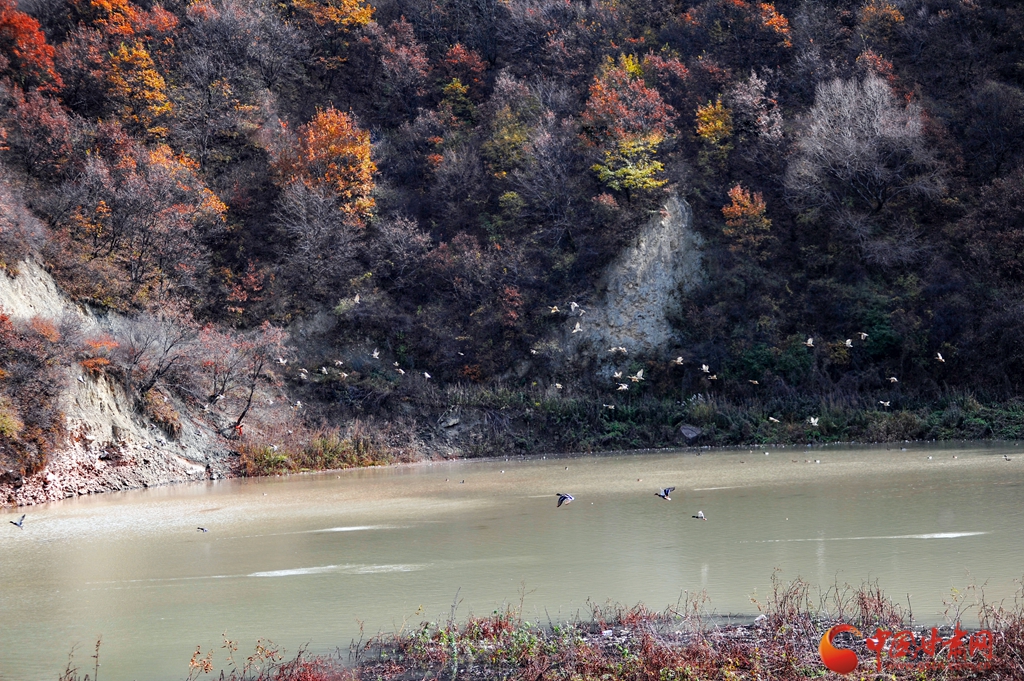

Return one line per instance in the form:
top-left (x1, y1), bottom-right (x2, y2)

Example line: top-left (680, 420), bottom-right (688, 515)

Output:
top-left (3, 0), bottom-right (1024, 501)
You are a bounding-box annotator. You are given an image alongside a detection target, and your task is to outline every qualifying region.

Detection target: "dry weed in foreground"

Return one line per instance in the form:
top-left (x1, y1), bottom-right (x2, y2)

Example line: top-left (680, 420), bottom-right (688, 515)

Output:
top-left (57, 576), bottom-right (1024, 680)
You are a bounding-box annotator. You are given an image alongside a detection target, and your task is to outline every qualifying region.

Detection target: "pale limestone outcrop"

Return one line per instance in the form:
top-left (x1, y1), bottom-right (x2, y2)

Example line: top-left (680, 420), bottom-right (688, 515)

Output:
top-left (566, 194), bottom-right (704, 362)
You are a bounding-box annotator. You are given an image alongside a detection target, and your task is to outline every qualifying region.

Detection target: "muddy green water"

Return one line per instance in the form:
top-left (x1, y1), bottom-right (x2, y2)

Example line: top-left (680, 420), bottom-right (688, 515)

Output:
top-left (2, 442), bottom-right (1024, 680)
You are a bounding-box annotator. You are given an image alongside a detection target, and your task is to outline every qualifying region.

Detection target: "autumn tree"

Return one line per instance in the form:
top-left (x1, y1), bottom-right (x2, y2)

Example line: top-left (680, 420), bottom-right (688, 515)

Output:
top-left (291, 0), bottom-right (373, 85)
top-left (0, 0), bottom-right (62, 91)
top-left (677, 0), bottom-right (792, 70)
top-left (107, 41), bottom-right (173, 138)
top-left (694, 98), bottom-right (733, 172)
top-left (276, 106), bottom-right (376, 221)
top-left (721, 184), bottom-right (772, 256)
top-left (581, 54), bottom-right (675, 199)
top-left (49, 124), bottom-right (226, 306)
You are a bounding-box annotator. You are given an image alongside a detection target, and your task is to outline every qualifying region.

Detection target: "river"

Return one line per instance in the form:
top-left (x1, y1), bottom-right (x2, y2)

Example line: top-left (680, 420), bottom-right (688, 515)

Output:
top-left (1, 442), bottom-right (1023, 680)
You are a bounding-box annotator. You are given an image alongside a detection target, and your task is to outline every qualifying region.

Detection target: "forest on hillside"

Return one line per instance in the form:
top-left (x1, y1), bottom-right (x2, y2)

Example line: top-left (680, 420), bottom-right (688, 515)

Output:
top-left (1, 0), bottom-right (1024, 475)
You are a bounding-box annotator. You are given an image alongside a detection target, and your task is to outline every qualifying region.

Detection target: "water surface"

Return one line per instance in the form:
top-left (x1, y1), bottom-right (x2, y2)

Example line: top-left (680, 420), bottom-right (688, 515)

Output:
top-left (2, 442), bottom-right (1023, 680)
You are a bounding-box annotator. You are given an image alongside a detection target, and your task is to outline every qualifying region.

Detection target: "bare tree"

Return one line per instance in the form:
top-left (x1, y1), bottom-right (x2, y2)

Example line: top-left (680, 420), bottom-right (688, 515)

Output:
top-left (785, 73), bottom-right (943, 220)
top-left (275, 181), bottom-right (360, 299)
top-left (111, 307), bottom-right (198, 403)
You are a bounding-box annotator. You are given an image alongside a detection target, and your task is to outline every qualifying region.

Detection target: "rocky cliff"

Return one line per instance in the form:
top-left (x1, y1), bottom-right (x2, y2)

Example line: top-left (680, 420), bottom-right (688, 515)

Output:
top-left (566, 194), bottom-right (704, 363)
top-left (0, 261), bottom-right (229, 506)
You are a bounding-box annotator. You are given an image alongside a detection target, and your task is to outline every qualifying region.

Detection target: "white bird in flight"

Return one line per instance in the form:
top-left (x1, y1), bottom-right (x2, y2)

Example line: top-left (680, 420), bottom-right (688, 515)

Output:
top-left (554, 383), bottom-right (563, 389)
top-left (629, 369), bottom-right (644, 382)
top-left (655, 487), bottom-right (675, 501)
top-left (768, 417), bottom-right (780, 423)
top-left (556, 493), bottom-right (574, 507)
top-left (10, 514), bottom-right (25, 528)
top-left (372, 348), bottom-right (379, 359)
top-left (572, 322), bottom-right (582, 333)
top-left (617, 383), bottom-right (629, 391)
top-left (692, 511), bottom-right (706, 520)
top-left (673, 357), bottom-right (684, 365)
top-left (701, 364), bottom-right (710, 373)
top-left (859, 332), bottom-right (869, 340)
top-left (423, 372), bottom-right (431, 379)
top-left (804, 337), bottom-right (814, 348)
top-left (396, 368), bottom-right (405, 375)
top-left (320, 366), bottom-right (328, 374)
top-left (334, 359), bottom-right (344, 366)
top-left (603, 404), bottom-right (615, 410)
top-left (888, 376), bottom-right (898, 383)
top-left (613, 371), bottom-right (622, 379)
top-left (749, 380), bottom-right (759, 385)
top-left (276, 357), bottom-right (287, 365)
top-left (808, 416), bottom-right (819, 426)
top-left (936, 352), bottom-right (945, 363)
top-left (845, 339), bottom-right (853, 348)
top-left (879, 400), bottom-right (890, 407)
top-left (550, 306), bottom-right (560, 314)
top-left (569, 302), bottom-right (579, 312)
top-left (707, 374), bottom-right (718, 380)
top-left (353, 293), bottom-right (360, 304)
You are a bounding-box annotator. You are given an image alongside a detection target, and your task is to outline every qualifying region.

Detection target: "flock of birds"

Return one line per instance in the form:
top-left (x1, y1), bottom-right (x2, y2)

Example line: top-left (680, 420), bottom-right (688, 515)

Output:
top-left (269, 302), bottom-right (949, 414)
top-left (555, 487), bottom-right (707, 519)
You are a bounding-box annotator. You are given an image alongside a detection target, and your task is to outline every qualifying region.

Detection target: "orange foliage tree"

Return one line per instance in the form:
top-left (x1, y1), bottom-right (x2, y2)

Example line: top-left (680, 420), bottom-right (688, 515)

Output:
top-left (0, 0), bottom-right (62, 91)
top-left (107, 41), bottom-right (173, 138)
top-left (276, 107), bottom-right (376, 221)
top-left (721, 183), bottom-right (772, 255)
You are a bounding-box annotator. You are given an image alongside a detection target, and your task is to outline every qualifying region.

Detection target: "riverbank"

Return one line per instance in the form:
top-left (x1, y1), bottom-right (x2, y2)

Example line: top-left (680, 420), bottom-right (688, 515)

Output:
top-left (59, 577), bottom-right (1024, 680)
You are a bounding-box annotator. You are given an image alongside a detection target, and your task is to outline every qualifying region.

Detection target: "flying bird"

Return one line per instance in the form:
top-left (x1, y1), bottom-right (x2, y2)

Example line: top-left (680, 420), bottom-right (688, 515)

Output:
top-left (859, 332), bottom-right (869, 340)
top-left (372, 348), bottom-right (380, 359)
top-left (879, 400), bottom-right (890, 407)
top-left (692, 511), bottom-right (706, 520)
top-left (673, 357), bottom-right (684, 365)
top-left (334, 360), bottom-right (344, 366)
top-left (197, 527), bottom-right (208, 533)
top-left (572, 322), bottom-right (582, 333)
top-left (617, 383), bottom-right (629, 391)
top-left (550, 306), bottom-right (560, 314)
top-left (845, 339), bottom-right (853, 348)
top-left (808, 416), bottom-right (819, 426)
top-left (276, 357), bottom-right (287, 365)
top-left (655, 487), bottom-right (675, 501)
top-left (556, 493), bottom-right (574, 507)
top-left (707, 374), bottom-right (718, 380)
top-left (320, 366), bottom-right (328, 374)
top-left (353, 293), bottom-right (360, 305)
top-left (9, 514), bottom-right (25, 528)
top-left (1004, 455), bottom-right (1013, 461)
top-left (424, 372), bottom-right (431, 379)
top-left (629, 369), bottom-right (644, 382)
top-left (936, 352), bottom-right (945, 363)
top-left (749, 380), bottom-right (759, 385)
top-left (77, 375), bottom-right (85, 383)
top-left (393, 361), bottom-right (399, 367)
top-left (396, 368), bottom-right (405, 375)
top-left (888, 376), bottom-right (899, 383)
top-left (768, 416), bottom-right (780, 423)
top-left (603, 404), bottom-right (615, 410)
top-left (701, 364), bottom-right (710, 373)
top-left (613, 371), bottom-right (623, 379)
top-left (804, 337), bottom-right (814, 348)
top-left (570, 302), bottom-right (579, 312)
top-left (554, 383), bottom-right (563, 389)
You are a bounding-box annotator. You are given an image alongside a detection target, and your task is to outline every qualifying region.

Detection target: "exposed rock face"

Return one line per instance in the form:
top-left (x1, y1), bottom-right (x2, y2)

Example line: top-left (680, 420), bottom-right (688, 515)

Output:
top-left (0, 260), bottom-right (229, 506)
top-left (568, 194), bottom-right (704, 362)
